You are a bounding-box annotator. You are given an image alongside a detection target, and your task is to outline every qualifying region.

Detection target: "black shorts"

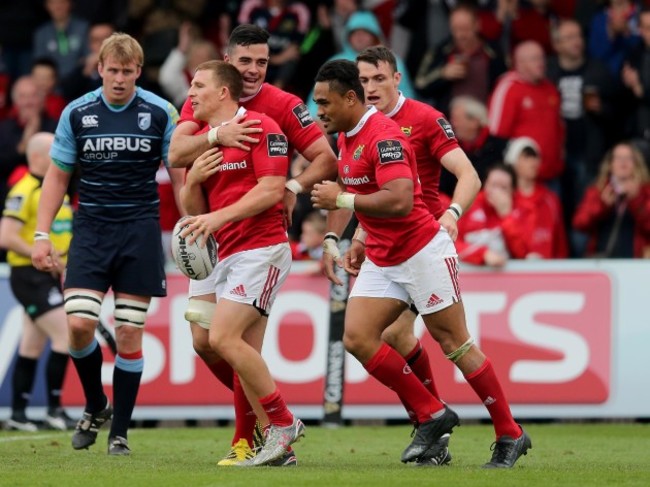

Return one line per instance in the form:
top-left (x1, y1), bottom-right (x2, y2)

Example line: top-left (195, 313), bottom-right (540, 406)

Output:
top-left (64, 217), bottom-right (166, 297)
top-left (10, 266), bottom-right (64, 319)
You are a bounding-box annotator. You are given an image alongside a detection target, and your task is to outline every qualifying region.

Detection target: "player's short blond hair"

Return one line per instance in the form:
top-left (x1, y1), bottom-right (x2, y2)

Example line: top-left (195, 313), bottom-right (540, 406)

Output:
top-left (98, 32), bottom-right (144, 67)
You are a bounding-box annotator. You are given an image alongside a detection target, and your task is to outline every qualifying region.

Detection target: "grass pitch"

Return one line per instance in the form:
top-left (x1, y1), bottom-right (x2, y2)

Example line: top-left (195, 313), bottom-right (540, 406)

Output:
top-left (1, 422), bottom-right (648, 486)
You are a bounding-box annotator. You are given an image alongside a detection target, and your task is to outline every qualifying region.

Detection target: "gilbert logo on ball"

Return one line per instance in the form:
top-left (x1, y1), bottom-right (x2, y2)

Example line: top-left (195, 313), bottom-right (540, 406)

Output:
top-left (171, 216), bottom-right (218, 280)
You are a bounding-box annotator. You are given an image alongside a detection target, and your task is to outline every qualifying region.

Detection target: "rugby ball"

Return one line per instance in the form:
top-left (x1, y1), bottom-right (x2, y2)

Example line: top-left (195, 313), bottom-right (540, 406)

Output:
top-left (171, 216), bottom-right (218, 280)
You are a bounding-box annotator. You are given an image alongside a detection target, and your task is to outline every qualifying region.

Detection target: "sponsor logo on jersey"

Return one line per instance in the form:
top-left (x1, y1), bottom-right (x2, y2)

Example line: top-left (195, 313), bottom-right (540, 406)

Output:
top-left (82, 115), bottom-right (99, 128)
top-left (343, 165), bottom-right (350, 174)
top-left (292, 103), bottom-right (314, 128)
top-left (353, 144), bottom-right (364, 160)
top-left (436, 118), bottom-right (455, 139)
top-left (341, 174), bottom-right (370, 185)
top-left (4, 195), bottom-right (23, 212)
top-left (377, 139), bottom-right (404, 164)
top-left (267, 133), bottom-right (288, 157)
top-left (400, 126), bottom-right (412, 137)
top-left (138, 113), bottom-right (152, 130)
top-left (219, 160), bottom-right (248, 171)
top-left (82, 137), bottom-right (152, 153)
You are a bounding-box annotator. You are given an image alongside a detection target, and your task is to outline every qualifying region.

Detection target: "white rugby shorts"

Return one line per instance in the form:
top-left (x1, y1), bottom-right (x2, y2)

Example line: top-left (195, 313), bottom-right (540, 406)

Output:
top-left (188, 243), bottom-right (291, 316)
top-left (349, 228), bottom-right (461, 315)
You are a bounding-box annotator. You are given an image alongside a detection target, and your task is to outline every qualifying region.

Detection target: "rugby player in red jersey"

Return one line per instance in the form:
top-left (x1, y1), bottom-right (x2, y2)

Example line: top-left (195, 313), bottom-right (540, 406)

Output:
top-left (169, 25), bottom-right (336, 466)
top-left (311, 59), bottom-right (531, 468)
top-left (180, 61), bottom-right (304, 466)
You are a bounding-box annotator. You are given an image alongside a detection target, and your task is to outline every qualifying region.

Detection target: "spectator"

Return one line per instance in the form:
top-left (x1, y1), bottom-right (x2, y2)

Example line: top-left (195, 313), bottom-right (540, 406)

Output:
top-left (442, 95), bottom-right (508, 196)
top-left (488, 40), bottom-right (565, 187)
top-left (0, 1), bottom-right (48, 80)
top-left (0, 132), bottom-right (76, 432)
top-left (415, 3), bottom-right (507, 114)
top-left (60, 22), bottom-right (114, 102)
top-left (306, 10), bottom-right (415, 116)
top-left (238, 0), bottom-right (311, 89)
top-left (588, 0), bottom-right (642, 77)
top-left (0, 76), bottom-right (57, 217)
top-left (454, 163), bottom-right (529, 266)
top-left (505, 136), bottom-right (569, 258)
top-left (548, 18), bottom-right (618, 255)
top-left (158, 22), bottom-right (218, 108)
top-left (33, 0), bottom-right (90, 84)
top-left (319, 0), bottom-right (360, 53)
top-left (622, 7), bottom-right (650, 140)
top-left (291, 210), bottom-right (327, 261)
top-left (573, 141), bottom-right (650, 258)
top-left (31, 58), bottom-right (66, 119)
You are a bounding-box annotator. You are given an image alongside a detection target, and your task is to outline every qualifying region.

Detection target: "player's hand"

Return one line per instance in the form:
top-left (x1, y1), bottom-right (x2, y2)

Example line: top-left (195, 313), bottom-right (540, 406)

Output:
top-left (311, 180), bottom-right (342, 210)
top-left (180, 213), bottom-right (224, 247)
top-left (32, 239), bottom-right (57, 272)
top-left (219, 114), bottom-right (263, 151)
top-left (321, 247), bottom-right (343, 285)
top-left (438, 212), bottom-right (458, 241)
top-left (283, 189), bottom-right (297, 229)
top-left (187, 148), bottom-right (223, 185)
top-left (343, 240), bottom-right (365, 276)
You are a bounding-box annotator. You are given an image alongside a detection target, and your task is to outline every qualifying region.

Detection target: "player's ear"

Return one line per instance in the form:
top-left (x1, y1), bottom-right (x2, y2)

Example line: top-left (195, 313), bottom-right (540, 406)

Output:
top-left (346, 90), bottom-right (356, 105)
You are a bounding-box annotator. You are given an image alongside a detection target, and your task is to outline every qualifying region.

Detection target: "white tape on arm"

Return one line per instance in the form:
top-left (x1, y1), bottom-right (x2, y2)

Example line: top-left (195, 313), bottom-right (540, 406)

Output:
top-left (335, 192), bottom-right (356, 210)
top-left (285, 178), bottom-right (304, 195)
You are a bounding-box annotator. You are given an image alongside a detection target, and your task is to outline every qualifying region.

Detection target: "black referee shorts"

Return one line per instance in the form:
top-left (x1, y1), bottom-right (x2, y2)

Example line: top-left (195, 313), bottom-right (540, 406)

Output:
top-left (10, 265), bottom-right (64, 319)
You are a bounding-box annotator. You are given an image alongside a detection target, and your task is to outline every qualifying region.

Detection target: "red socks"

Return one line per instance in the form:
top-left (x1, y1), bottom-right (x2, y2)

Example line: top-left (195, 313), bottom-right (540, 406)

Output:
top-left (404, 341), bottom-right (440, 400)
top-left (259, 389), bottom-right (294, 427)
top-left (365, 343), bottom-right (443, 424)
top-left (465, 358), bottom-right (520, 439)
top-left (232, 374), bottom-right (257, 447)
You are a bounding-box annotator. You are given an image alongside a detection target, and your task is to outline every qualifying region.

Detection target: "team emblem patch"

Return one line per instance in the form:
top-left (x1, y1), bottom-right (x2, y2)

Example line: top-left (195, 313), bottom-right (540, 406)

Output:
top-left (436, 118), bottom-right (455, 139)
top-left (138, 113), bottom-right (151, 130)
top-left (353, 144), bottom-right (365, 160)
top-left (267, 133), bottom-right (289, 157)
top-left (291, 103), bottom-right (314, 128)
top-left (4, 195), bottom-right (23, 212)
top-left (401, 126), bottom-right (412, 137)
top-left (377, 139), bottom-right (404, 164)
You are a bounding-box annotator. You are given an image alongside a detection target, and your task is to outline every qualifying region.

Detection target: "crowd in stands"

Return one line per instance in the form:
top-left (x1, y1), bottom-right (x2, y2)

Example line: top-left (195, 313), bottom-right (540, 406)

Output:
top-left (1, 0), bottom-right (649, 263)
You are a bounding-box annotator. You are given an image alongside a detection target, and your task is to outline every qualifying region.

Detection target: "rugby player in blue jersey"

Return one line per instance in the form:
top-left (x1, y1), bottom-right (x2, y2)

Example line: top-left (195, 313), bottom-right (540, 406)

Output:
top-left (32, 33), bottom-right (183, 455)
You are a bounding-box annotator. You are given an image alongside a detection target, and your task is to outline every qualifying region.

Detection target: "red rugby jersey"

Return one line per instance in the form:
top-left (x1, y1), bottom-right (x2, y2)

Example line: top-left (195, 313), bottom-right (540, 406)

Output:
top-left (387, 93), bottom-right (459, 218)
top-left (338, 107), bottom-right (439, 266)
top-left (199, 108), bottom-right (289, 259)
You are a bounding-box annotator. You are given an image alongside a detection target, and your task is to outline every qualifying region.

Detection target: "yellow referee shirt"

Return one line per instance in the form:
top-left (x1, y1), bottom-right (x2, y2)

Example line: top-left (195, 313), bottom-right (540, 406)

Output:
top-left (2, 173), bottom-right (73, 267)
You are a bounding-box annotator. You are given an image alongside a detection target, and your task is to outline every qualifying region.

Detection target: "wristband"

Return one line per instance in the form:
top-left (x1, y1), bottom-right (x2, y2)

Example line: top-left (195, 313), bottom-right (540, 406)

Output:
top-left (285, 178), bottom-right (304, 195)
top-left (335, 192), bottom-right (356, 210)
top-left (352, 226), bottom-right (367, 245)
top-left (446, 203), bottom-right (463, 221)
top-left (323, 232), bottom-right (340, 243)
top-left (207, 126), bottom-right (221, 145)
top-left (322, 237), bottom-right (341, 259)
top-left (34, 231), bottom-right (50, 241)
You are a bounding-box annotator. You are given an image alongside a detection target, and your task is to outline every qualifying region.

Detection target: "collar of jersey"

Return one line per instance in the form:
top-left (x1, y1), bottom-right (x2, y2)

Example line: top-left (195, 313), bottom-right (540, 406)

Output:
top-left (384, 92), bottom-right (406, 119)
top-left (346, 105), bottom-right (377, 137)
top-left (100, 90), bottom-right (137, 111)
top-left (210, 106), bottom-right (247, 128)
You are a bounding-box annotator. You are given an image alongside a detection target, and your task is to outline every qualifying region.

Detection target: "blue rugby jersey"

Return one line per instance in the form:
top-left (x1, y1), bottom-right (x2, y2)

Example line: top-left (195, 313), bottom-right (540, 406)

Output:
top-left (51, 87), bottom-right (178, 222)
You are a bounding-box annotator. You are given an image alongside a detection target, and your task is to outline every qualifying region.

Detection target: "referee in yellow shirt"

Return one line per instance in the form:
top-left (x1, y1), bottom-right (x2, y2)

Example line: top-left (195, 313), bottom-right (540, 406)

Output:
top-left (0, 132), bottom-right (75, 431)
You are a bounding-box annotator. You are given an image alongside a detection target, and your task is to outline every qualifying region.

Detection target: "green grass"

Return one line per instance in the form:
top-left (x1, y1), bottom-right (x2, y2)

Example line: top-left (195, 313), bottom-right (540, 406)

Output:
top-left (1, 423), bottom-right (649, 486)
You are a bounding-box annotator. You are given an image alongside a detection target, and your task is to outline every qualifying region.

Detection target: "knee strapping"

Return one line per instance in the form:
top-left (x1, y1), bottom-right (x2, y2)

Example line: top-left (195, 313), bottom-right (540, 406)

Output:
top-left (184, 299), bottom-right (215, 329)
top-left (445, 337), bottom-right (474, 363)
top-left (114, 299), bottom-right (149, 328)
top-left (63, 291), bottom-right (102, 321)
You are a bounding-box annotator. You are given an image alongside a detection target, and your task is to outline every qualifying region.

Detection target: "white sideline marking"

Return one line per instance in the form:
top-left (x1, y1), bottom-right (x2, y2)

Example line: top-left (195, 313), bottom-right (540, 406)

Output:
top-left (0, 434), bottom-right (61, 443)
